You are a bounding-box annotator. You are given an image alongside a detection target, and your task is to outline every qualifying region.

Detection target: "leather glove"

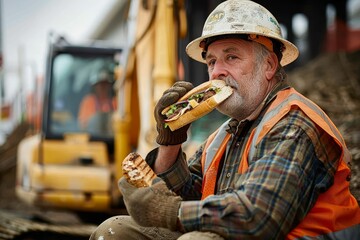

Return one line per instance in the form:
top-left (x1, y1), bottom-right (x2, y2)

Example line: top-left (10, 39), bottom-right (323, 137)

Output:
top-left (154, 81), bottom-right (194, 145)
top-left (118, 177), bottom-right (182, 231)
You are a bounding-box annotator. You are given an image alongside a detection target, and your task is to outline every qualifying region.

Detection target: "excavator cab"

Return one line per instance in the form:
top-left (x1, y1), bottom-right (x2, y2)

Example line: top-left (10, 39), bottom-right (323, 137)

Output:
top-left (16, 36), bottom-right (127, 214)
top-left (43, 38), bottom-right (120, 145)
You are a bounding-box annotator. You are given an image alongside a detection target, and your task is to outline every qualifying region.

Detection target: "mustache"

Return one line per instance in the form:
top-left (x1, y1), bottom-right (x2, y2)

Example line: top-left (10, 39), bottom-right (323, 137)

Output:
top-left (222, 76), bottom-right (238, 90)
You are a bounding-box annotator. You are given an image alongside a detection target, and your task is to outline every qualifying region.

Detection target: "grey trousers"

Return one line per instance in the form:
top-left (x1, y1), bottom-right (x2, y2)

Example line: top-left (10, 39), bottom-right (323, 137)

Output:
top-left (89, 215), bottom-right (225, 240)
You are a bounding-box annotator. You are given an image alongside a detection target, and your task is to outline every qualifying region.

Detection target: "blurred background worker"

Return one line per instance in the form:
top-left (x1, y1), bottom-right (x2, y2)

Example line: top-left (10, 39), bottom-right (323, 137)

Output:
top-left (78, 70), bottom-right (116, 133)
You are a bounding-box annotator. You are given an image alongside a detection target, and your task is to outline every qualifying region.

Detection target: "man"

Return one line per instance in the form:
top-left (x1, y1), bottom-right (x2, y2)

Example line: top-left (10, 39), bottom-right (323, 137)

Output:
top-left (90, 0), bottom-right (359, 239)
top-left (78, 70), bottom-right (116, 131)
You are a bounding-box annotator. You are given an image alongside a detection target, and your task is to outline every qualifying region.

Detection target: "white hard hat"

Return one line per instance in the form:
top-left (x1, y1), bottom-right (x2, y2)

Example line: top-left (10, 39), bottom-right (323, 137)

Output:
top-left (186, 0), bottom-right (299, 66)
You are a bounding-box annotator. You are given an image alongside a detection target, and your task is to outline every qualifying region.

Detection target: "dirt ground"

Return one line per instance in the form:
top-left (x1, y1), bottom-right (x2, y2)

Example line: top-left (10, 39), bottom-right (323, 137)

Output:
top-left (0, 50), bottom-right (359, 235)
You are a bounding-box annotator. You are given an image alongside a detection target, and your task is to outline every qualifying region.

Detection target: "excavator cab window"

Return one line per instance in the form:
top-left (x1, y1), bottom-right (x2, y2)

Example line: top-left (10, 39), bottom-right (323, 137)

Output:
top-left (43, 45), bottom-right (121, 146)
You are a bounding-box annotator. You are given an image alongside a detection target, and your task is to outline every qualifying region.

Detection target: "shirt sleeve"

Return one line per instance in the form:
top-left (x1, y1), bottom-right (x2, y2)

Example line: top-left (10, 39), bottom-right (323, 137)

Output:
top-left (145, 144), bottom-right (206, 200)
top-left (179, 110), bottom-right (341, 239)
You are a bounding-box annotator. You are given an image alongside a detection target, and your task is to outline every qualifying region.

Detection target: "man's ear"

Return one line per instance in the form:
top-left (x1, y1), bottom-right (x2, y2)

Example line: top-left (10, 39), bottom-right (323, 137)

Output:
top-left (265, 52), bottom-right (279, 80)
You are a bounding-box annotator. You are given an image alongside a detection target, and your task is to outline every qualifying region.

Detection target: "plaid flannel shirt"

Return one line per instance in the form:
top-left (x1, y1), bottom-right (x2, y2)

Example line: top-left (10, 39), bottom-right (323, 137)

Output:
top-left (147, 81), bottom-right (341, 239)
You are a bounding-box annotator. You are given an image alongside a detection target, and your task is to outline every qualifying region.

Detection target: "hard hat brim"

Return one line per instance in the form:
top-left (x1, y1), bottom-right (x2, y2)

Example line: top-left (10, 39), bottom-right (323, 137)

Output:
top-left (186, 31), bottom-right (299, 66)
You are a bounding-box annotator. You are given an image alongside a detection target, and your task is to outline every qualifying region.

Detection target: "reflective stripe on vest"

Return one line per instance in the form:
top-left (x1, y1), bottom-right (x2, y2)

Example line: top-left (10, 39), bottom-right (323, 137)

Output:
top-left (248, 88), bottom-right (351, 165)
top-left (200, 88), bottom-right (360, 238)
top-left (201, 119), bottom-right (231, 199)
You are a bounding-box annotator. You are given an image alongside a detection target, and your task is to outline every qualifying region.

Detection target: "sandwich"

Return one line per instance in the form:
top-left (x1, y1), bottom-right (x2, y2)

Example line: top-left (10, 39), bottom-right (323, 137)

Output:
top-left (162, 80), bottom-right (233, 131)
top-left (122, 152), bottom-right (157, 188)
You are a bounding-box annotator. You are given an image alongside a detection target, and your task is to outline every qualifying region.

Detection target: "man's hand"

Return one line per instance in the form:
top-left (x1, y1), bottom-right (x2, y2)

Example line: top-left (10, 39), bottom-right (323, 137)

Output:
top-left (154, 81), bottom-right (193, 145)
top-left (118, 177), bottom-right (182, 231)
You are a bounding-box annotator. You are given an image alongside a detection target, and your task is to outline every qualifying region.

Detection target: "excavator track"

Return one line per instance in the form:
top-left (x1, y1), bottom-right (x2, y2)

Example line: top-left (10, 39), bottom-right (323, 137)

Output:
top-left (0, 211), bottom-right (96, 240)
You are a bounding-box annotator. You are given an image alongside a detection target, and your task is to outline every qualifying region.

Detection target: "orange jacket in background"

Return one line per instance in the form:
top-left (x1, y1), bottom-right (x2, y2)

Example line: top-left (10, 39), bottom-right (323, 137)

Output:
top-left (78, 94), bottom-right (117, 129)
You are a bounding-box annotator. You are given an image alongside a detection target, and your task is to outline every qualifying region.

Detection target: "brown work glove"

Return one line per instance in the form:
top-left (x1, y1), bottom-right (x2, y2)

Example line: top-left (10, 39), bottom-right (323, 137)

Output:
top-left (154, 81), bottom-right (194, 145)
top-left (118, 177), bottom-right (182, 231)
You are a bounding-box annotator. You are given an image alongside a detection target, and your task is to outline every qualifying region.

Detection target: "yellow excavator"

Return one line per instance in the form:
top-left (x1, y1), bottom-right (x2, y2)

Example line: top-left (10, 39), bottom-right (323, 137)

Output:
top-left (15, 0), bottom-right (190, 216)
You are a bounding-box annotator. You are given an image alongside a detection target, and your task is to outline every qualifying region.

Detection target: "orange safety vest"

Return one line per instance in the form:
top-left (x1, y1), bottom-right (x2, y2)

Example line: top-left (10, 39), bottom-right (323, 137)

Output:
top-left (200, 88), bottom-right (360, 239)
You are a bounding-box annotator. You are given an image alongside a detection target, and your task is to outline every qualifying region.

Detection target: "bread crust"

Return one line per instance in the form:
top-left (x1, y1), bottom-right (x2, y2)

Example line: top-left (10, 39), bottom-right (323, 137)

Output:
top-left (122, 152), bottom-right (157, 188)
top-left (162, 80), bottom-right (233, 131)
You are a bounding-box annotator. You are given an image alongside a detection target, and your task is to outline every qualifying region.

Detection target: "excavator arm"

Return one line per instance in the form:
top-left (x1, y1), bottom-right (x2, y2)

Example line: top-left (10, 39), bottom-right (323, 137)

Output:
top-left (113, 0), bottom-right (187, 181)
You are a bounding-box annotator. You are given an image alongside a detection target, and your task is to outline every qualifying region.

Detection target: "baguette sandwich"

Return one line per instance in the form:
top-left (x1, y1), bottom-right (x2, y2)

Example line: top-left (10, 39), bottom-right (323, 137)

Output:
top-left (162, 80), bottom-right (233, 131)
top-left (122, 152), bottom-right (157, 188)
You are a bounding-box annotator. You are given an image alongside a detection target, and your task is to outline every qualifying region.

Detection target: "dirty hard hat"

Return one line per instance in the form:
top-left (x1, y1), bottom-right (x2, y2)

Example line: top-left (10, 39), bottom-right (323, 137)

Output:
top-left (186, 0), bottom-right (299, 66)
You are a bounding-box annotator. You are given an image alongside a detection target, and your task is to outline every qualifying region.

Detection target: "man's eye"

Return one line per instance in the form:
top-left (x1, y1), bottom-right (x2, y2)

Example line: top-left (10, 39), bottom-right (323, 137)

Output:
top-left (227, 55), bottom-right (237, 60)
top-left (207, 59), bottom-right (216, 67)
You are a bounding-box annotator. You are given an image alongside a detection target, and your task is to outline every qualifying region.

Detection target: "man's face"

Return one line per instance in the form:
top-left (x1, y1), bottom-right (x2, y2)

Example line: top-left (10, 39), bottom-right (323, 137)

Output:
top-left (94, 81), bottom-right (112, 97)
top-left (205, 38), bottom-right (269, 120)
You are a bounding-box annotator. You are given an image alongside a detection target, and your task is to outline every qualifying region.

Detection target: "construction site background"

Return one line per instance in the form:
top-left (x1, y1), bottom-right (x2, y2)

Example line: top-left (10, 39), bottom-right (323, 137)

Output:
top-left (0, 1), bottom-right (359, 239)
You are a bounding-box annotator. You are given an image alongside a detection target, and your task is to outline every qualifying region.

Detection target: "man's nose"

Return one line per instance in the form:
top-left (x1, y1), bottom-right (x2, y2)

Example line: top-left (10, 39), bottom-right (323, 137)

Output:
top-left (210, 61), bottom-right (228, 80)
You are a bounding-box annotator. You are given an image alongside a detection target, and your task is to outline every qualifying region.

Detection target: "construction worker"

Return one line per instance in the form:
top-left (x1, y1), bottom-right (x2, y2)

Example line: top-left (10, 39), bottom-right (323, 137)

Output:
top-left (90, 0), bottom-right (360, 239)
top-left (78, 70), bottom-right (116, 131)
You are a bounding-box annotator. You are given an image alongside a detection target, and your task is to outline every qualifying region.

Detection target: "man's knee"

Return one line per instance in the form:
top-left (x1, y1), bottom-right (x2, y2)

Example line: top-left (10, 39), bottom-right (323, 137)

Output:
top-left (90, 215), bottom-right (133, 239)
